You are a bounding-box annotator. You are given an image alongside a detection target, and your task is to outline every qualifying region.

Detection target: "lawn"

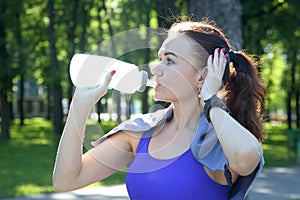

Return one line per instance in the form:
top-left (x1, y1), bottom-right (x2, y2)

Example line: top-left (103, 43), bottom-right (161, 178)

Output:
top-left (262, 123), bottom-right (299, 167)
top-left (0, 118), bottom-right (298, 198)
top-left (0, 118), bottom-right (123, 198)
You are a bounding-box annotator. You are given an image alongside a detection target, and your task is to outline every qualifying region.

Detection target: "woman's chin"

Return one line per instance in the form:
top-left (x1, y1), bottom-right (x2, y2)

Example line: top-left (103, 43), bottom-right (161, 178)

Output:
top-left (153, 93), bottom-right (173, 102)
top-left (153, 95), bottom-right (162, 102)
top-left (153, 86), bottom-right (175, 102)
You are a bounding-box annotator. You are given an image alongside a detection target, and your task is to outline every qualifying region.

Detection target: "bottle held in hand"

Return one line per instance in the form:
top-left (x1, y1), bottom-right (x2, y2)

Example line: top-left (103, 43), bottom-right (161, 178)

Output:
top-left (70, 54), bottom-right (153, 94)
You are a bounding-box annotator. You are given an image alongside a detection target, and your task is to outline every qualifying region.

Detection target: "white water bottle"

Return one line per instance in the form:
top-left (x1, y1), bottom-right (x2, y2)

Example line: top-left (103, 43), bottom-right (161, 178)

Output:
top-left (70, 54), bottom-right (152, 94)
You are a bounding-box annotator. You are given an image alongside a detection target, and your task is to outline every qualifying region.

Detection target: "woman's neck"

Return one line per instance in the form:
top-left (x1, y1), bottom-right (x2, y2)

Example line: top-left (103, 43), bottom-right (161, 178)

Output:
top-left (170, 98), bottom-right (203, 132)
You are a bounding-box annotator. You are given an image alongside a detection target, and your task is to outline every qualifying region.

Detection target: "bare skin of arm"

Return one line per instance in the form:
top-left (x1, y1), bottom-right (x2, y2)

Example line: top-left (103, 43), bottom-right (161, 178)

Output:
top-left (210, 107), bottom-right (262, 175)
top-left (203, 107), bottom-right (262, 185)
top-left (53, 97), bottom-right (135, 191)
top-left (53, 73), bottom-right (136, 191)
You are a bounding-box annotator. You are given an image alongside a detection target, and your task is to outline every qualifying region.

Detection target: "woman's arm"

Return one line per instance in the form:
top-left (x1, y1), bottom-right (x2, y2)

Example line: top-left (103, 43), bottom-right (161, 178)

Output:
top-left (52, 72), bottom-right (134, 191)
top-left (209, 107), bottom-right (262, 176)
top-left (200, 48), bottom-right (263, 176)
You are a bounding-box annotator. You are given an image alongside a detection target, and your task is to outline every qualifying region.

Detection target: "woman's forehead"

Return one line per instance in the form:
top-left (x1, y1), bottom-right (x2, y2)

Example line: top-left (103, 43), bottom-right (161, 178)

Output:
top-left (158, 33), bottom-right (200, 67)
top-left (159, 34), bottom-right (193, 55)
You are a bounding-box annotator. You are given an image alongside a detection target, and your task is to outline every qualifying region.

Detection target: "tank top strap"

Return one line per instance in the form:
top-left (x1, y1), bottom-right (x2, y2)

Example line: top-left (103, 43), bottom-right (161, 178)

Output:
top-left (135, 129), bottom-right (153, 153)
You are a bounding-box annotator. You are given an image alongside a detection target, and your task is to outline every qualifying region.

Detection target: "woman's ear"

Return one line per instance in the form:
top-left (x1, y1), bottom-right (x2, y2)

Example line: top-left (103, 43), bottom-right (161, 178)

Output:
top-left (202, 66), bottom-right (208, 79)
top-left (196, 66), bottom-right (208, 89)
top-left (197, 66), bottom-right (208, 82)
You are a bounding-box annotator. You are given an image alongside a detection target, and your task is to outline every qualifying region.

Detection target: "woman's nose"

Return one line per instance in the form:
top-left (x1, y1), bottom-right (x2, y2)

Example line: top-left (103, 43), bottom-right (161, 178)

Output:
top-left (151, 63), bottom-right (163, 76)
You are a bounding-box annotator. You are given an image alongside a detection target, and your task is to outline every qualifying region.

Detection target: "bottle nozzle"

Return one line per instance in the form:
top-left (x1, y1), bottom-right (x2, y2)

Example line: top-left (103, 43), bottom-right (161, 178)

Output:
top-left (137, 71), bottom-right (156, 92)
top-left (137, 71), bottom-right (148, 92)
top-left (146, 79), bottom-right (156, 88)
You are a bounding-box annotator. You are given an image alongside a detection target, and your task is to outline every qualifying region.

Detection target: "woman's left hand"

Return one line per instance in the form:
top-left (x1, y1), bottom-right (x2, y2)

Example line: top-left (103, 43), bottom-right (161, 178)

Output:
top-left (72, 70), bottom-right (115, 110)
top-left (200, 48), bottom-right (227, 106)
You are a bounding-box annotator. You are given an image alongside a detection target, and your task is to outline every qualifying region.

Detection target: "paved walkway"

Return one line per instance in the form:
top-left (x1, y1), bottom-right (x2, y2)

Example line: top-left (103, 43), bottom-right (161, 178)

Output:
top-left (248, 165), bottom-right (300, 200)
top-left (3, 165), bottom-right (300, 200)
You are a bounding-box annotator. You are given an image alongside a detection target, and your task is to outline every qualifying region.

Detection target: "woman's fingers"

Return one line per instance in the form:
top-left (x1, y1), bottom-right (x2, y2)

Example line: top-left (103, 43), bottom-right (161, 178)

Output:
top-left (73, 70), bottom-right (116, 108)
top-left (94, 70), bottom-right (116, 98)
top-left (218, 48), bottom-right (227, 77)
top-left (212, 48), bottom-right (220, 73)
top-left (102, 70), bottom-right (116, 88)
top-left (207, 54), bottom-right (213, 66)
top-left (211, 48), bottom-right (227, 77)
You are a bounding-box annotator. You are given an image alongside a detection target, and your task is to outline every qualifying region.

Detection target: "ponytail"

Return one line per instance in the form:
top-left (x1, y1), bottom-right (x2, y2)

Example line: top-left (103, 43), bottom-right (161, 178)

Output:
top-left (224, 51), bottom-right (266, 142)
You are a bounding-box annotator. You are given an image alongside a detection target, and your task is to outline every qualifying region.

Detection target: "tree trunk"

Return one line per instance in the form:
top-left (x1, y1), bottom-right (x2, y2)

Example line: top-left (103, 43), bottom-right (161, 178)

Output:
top-left (142, 12), bottom-right (151, 114)
top-left (297, 50), bottom-right (300, 128)
top-left (79, 1), bottom-right (90, 53)
top-left (19, 76), bottom-right (25, 124)
top-left (102, 0), bottom-right (121, 124)
top-left (48, 0), bottom-right (63, 135)
top-left (96, 2), bottom-right (105, 123)
top-left (296, 91), bottom-right (299, 128)
top-left (287, 91), bottom-right (292, 129)
top-left (16, 0), bottom-right (25, 125)
top-left (67, 0), bottom-right (79, 107)
top-left (46, 87), bottom-right (51, 120)
top-left (0, 91), bottom-right (10, 140)
top-left (0, 2), bottom-right (10, 140)
top-left (188, 0), bottom-right (243, 50)
top-left (288, 48), bottom-right (297, 129)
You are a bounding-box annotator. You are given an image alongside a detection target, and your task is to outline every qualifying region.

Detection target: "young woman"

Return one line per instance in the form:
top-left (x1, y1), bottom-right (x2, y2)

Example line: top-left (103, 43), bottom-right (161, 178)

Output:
top-left (53, 20), bottom-right (266, 200)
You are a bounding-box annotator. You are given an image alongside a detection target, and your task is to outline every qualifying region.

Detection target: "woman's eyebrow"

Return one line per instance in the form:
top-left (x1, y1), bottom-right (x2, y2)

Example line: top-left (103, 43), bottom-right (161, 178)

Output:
top-left (164, 52), bottom-right (178, 58)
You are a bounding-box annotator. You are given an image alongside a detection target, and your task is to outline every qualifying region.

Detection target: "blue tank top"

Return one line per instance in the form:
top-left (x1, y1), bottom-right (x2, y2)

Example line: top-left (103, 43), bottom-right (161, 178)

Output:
top-left (126, 129), bottom-right (230, 200)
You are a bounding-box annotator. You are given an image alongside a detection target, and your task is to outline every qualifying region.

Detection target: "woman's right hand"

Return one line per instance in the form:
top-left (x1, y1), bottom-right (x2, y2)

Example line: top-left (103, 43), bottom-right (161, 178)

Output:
top-left (200, 48), bottom-right (227, 107)
top-left (72, 70), bottom-right (116, 109)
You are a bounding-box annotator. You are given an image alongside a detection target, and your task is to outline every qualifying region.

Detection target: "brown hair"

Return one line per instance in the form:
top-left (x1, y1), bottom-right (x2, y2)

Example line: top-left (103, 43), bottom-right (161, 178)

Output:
top-left (170, 20), bottom-right (266, 142)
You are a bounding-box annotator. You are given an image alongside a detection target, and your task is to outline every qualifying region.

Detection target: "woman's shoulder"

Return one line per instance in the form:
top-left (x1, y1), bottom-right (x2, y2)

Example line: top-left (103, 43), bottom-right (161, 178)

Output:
top-left (92, 106), bottom-right (172, 147)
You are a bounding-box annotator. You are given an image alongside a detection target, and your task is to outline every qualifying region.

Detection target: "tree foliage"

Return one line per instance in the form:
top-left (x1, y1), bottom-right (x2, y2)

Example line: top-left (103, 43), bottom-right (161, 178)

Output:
top-left (1, 0), bottom-right (300, 139)
top-left (242, 0), bottom-right (300, 127)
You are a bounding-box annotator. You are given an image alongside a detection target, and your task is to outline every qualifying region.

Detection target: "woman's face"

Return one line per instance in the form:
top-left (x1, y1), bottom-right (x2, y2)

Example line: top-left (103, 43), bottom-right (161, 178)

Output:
top-left (151, 32), bottom-right (203, 103)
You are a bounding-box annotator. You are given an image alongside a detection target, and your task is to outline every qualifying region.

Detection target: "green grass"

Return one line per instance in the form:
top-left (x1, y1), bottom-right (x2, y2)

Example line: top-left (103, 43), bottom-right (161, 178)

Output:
top-left (0, 119), bottom-right (298, 198)
top-left (262, 123), bottom-right (299, 167)
top-left (0, 118), bottom-right (58, 198)
top-left (0, 118), bottom-right (123, 199)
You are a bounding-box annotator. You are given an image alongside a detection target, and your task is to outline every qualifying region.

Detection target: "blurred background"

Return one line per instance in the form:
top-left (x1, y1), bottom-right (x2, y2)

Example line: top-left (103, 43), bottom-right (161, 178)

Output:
top-left (0, 0), bottom-right (299, 198)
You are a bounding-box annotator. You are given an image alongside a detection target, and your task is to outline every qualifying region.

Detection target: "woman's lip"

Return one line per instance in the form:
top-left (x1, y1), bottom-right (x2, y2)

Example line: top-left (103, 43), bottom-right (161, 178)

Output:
top-left (154, 83), bottom-right (161, 89)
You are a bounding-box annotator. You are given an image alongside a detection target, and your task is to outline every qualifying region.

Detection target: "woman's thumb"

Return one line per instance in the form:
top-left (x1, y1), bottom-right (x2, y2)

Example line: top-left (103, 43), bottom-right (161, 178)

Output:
top-left (102, 70), bottom-right (116, 88)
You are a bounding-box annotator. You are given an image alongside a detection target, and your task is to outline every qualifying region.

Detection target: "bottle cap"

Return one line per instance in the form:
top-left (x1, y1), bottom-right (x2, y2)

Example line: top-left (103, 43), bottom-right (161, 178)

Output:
top-left (137, 71), bottom-right (148, 92)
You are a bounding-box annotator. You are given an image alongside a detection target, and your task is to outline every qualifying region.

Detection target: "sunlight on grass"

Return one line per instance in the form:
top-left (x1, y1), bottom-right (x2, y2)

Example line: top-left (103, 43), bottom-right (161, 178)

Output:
top-left (0, 118), bottom-right (58, 198)
top-left (15, 184), bottom-right (54, 197)
top-left (0, 118), bottom-right (118, 198)
top-left (262, 123), bottom-right (298, 167)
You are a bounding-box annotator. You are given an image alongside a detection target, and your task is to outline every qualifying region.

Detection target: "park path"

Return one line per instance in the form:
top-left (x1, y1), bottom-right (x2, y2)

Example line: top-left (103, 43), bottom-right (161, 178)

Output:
top-left (248, 165), bottom-right (300, 200)
top-left (2, 165), bottom-right (300, 200)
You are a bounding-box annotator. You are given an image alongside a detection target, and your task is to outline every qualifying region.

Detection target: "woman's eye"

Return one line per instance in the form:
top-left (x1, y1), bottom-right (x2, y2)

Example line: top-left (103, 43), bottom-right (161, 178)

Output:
top-left (167, 58), bottom-right (174, 65)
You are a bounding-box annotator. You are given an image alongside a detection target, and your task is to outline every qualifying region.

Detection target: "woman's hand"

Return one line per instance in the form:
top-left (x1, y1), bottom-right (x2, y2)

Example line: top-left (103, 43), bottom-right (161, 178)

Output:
top-left (200, 48), bottom-right (228, 107)
top-left (72, 70), bottom-right (116, 109)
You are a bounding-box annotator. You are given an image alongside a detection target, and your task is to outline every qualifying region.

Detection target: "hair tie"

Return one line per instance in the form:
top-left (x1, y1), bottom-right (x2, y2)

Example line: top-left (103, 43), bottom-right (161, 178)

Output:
top-left (228, 49), bottom-right (239, 71)
top-left (228, 49), bottom-right (235, 63)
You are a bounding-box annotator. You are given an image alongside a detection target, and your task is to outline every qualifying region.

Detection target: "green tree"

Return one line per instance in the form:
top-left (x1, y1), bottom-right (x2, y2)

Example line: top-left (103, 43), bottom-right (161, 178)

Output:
top-left (65, 0), bottom-right (79, 104)
top-left (242, 0), bottom-right (300, 128)
top-left (0, 0), bottom-right (21, 139)
top-left (0, 1), bottom-right (10, 140)
top-left (15, 0), bottom-right (26, 125)
top-left (47, 0), bottom-right (63, 135)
